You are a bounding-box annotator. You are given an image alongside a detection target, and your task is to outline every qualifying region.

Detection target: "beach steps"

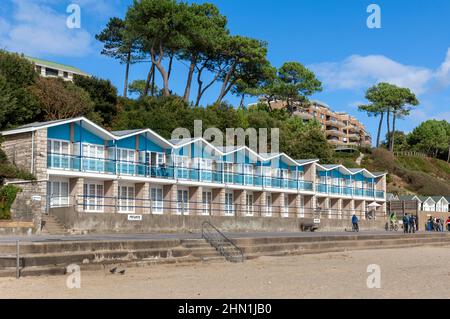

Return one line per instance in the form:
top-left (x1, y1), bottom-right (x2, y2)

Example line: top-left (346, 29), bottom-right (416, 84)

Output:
top-left (0, 233), bottom-right (449, 277)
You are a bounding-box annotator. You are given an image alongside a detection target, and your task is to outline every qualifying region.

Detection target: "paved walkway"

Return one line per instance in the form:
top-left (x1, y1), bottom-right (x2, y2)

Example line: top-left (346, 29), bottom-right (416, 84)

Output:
top-left (0, 230), bottom-right (441, 243)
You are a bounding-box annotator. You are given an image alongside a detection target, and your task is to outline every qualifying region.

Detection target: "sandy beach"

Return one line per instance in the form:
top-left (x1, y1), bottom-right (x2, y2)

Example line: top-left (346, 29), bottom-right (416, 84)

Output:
top-left (1, 245), bottom-right (449, 299)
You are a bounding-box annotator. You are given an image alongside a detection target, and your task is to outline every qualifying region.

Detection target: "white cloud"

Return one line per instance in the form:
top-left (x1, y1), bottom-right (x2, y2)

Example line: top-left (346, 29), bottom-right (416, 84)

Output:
top-left (435, 48), bottom-right (450, 88)
top-left (310, 54), bottom-right (434, 95)
top-left (0, 0), bottom-right (93, 57)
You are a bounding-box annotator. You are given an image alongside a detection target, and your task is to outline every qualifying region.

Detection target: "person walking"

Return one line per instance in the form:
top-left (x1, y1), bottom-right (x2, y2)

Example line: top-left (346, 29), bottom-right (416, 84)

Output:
top-left (403, 213), bottom-right (409, 234)
top-left (352, 214), bottom-right (359, 232)
top-left (409, 215), bottom-right (416, 234)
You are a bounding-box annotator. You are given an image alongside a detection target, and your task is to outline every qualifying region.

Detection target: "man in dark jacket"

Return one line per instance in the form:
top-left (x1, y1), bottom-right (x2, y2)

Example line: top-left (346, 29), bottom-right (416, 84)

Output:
top-left (352, 214), bottom-right (359, 232)
top-left (403, 214), bottom-right (409, 234)
top-left (409, 215), bottom-right (416, 233)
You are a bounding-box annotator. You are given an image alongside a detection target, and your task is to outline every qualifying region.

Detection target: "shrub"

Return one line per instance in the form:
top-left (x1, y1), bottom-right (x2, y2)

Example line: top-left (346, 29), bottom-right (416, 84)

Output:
top-left (0, 184), bottom-right (22, 220)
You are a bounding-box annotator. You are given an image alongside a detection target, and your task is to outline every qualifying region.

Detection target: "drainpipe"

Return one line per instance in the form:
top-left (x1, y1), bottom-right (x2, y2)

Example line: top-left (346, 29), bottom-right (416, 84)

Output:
top-left (31, 130), bottom-right (35, 174)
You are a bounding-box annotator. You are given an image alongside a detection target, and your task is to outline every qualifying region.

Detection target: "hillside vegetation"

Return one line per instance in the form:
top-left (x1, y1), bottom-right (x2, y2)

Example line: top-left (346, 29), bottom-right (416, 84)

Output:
top-left (360, 148), bottom-right (450, 196)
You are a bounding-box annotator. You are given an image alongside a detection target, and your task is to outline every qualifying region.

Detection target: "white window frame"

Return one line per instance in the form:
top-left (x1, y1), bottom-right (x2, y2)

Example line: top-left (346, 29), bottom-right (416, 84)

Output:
top-left (48, 178), bottom-right (69, 208)
top-left (224, 191), bottom-right (234, 216)
top-left (265, 194), bottom-right (272, 217)
top-left (118, 185), bottom-right (135, 213)
top-left (48, 139), bottom-right (71, 169)
top-left (202, 189), bottom-right (212, 216)
top-left (83, 181), bottom-right (104, 213)
top-left (150, 187), bottom-right (164, 214)
top-left (176, 187), bottom-right (189, 215)
top-left (246, 192), bottom-right (254, 217)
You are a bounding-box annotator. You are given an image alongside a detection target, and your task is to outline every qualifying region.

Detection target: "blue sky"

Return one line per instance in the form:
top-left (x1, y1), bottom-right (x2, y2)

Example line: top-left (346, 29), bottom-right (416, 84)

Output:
top-left (1, 0), bottom-right (449, 142)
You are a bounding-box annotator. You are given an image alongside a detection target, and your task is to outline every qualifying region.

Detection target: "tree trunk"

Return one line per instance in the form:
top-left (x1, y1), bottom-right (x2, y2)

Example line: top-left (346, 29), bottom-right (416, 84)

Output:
top-left (143, 62), bottom-right (155, 97)
top-left (183, 55), bottom-right (197, 103)
top-left (447, 144), bottom-right (450, 162)
top-left (386, 109), bottom-right (391, 149)
top-left (150, 63), bottom-right (156, 96)
top-left (216, 62), bottom-right (236, 104)
top-left (196, 67), bottom-right (221, 107)
top-left (123, 51), bottom-right (131, 97)
top-left (151, 44), bottom-right (170, 96)
top-left (240, 94), bottom-right (245, 108)
top-left (390, 112), bottom-right (397, 152)
top-left (167, 54), bottom-right (174, 81)
top-left (376, 112), bottom-right (384, 148)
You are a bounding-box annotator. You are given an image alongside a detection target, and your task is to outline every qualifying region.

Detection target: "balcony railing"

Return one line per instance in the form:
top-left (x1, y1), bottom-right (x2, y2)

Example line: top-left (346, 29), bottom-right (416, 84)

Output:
top-left (47, 153), bottom-right (384, 199)
top-left (315, 183), bottom-right (384, 199)
top-left (47, 153), bottom-right (314, 192)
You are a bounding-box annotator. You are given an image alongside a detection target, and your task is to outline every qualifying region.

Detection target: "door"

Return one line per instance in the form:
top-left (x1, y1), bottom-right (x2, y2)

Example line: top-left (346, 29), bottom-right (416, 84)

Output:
top-left (83, 182), bottom-right (104, 212)
top-left (202, 190), bottom-right (212, 215)
top-left (150, 187), bottom-right (163, 214)
top-left (225, 192), bottom-right (234, 216)
top-left (118, 185), bottom-right (134, 213)
top-left (246, 192), bottom-right (254, 216)
top-left (282, 194), bottom-right (289, 218)
top-left (266, 194), bottom-right (272, 217)
top-left (177, 189), bottom-right (189, 215)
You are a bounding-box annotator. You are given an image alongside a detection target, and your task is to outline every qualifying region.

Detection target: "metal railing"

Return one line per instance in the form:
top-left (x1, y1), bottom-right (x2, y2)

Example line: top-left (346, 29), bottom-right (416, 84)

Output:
top-left (202, 221), bottom-right (244, 263)
top-left (64, 195), bottom-right (383, 221)
top-left (47, 153), bottom-right (385, 199)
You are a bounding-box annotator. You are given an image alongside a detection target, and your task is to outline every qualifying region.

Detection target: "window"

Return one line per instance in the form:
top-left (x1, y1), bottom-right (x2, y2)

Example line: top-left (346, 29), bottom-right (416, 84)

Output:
top-left (245, 192), bottom-right (254, 216)
top-left (174, 156), bottom-right (189, 179)
top-left (118, 185), bottom-right (134, 213)
top-left (48, 180), bottom-right (69, 207)
top-left (225, 192), bottom-right (234, 216)
top-left (177, 189), bottom-right (189, 215)
top-left (299, 195), bottom-right (305, 218)
top-left (83, 182), bottom-right (104, 212)
top-left (118, 148), bottom-right (136, 175)
top-left (45, 68), bottom-right (59, 77)
top-left (266, 194), bottom-right (272, 217)
top-left (224, 162), bottom-right (234, 183)
top-left (244, 164), bottom-right (254, 186)
top-left (82, 144), bottom-right (105, 172)
top-left (202, 190), bottom-right (212, 215)
top-left (282, 194), bottom-right (289, 217)
top-left (150, 187), bottom-right (163, 214)
top-left (63, 71), bottom-right (69, 78)
top-left (47, 139), bottom-right (70, 169)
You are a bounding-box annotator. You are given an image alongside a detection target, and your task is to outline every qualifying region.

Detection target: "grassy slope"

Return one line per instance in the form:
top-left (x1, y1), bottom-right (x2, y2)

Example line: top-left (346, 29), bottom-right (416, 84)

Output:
top-left (355, 149), bottom-right (450, 196)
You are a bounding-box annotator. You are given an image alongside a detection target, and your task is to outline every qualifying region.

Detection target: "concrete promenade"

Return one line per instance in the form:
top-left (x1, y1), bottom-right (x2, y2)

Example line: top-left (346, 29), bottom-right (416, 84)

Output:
top-left (0, 230), bottom-right (426, 243)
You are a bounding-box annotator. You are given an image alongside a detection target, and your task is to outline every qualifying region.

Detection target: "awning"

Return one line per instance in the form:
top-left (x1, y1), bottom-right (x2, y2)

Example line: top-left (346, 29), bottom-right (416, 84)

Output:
top-left (367, 202), bottom-right (382, 208)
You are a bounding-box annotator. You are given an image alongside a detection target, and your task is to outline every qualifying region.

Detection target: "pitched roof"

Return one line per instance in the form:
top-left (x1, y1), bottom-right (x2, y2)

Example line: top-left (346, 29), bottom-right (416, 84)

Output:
top-left (25, 56), bottom-right (88, 75)
top-left (398, 195), bottom-right (421, 201)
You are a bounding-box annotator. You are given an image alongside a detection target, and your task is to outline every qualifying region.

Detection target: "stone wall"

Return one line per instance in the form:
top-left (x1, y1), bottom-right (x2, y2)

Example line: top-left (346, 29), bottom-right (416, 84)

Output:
top-left (50, 207), bottom-right (386, 234)
top-left (2, 128), bottom-right (48, 231)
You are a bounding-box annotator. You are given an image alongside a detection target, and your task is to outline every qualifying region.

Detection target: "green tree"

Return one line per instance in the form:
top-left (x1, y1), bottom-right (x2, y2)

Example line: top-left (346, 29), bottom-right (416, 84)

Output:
top-left (180, 2), bottom-right (228, 103)
top-left (126, 0), bottom-right (191, 96)
top-left (73, 75), bottom-right (118, 127)
top-left (359, 82), bottom-right (418, 151)
top-left (31, 77), bottom-right (95, 121)
top-left (407, 120), bottom-right (449, 158)
top-left (215, 35), bottom-right (269, 104)
top-left (268, 62), bottom-right (322, 115)
top-left (0, 50), bottom-right (39, 129)
top-left (96, 17), bottom-right (142, 97)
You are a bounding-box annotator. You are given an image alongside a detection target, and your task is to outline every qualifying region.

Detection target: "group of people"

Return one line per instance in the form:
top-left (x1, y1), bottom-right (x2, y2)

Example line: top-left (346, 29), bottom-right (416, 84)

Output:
top-left (401, 213), bottom-right (418, 233)
top-left (427, 216), bottom-right (450, 232)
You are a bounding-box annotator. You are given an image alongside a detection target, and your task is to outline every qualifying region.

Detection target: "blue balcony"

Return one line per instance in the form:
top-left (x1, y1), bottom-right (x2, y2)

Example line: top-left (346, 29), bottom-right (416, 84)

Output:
top-left (315, 182), bottom-right (385, 199)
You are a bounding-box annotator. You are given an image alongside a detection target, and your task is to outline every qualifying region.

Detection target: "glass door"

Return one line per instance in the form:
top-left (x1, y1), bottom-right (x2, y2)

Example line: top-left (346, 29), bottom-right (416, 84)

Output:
top-left (177, 189), bottom-right (189, 215)
top-left (202, 190), bottom-right (212, 215)
top-left (224, 192), bottom-right (234, 216)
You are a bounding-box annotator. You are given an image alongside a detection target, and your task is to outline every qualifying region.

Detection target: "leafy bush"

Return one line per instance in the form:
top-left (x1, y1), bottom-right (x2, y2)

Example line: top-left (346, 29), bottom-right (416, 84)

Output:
top-left (0, 185), bottom-right (21, 220)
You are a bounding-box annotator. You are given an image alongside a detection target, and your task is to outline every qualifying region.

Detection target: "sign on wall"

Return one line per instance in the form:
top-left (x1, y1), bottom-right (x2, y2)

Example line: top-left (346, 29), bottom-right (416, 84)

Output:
top-left (127, 214), bottom-right (143, 221)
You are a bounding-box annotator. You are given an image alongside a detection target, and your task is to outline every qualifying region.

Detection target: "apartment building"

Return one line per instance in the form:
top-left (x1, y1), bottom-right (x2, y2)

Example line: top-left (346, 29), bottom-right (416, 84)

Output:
top-left (263, 100), bottom-right (372, 147)
top-left (1, 117), bottom-right (386, 226)
top-left (26, 56), bottom-right (89, 82)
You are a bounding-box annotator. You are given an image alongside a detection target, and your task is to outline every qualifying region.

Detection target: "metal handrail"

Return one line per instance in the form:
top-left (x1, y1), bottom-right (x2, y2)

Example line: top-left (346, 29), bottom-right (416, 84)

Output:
top-left (201, 221), bottom-right (244, 263)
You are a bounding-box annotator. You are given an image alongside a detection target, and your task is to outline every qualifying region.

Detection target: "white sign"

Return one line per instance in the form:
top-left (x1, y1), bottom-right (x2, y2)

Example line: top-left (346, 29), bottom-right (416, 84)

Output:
top-left (313, 218), bottom-right (321, 224)
top-left (32, 195), bottom-right (42, 201)
top-left (127, 214), bottom-right (143, 221)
